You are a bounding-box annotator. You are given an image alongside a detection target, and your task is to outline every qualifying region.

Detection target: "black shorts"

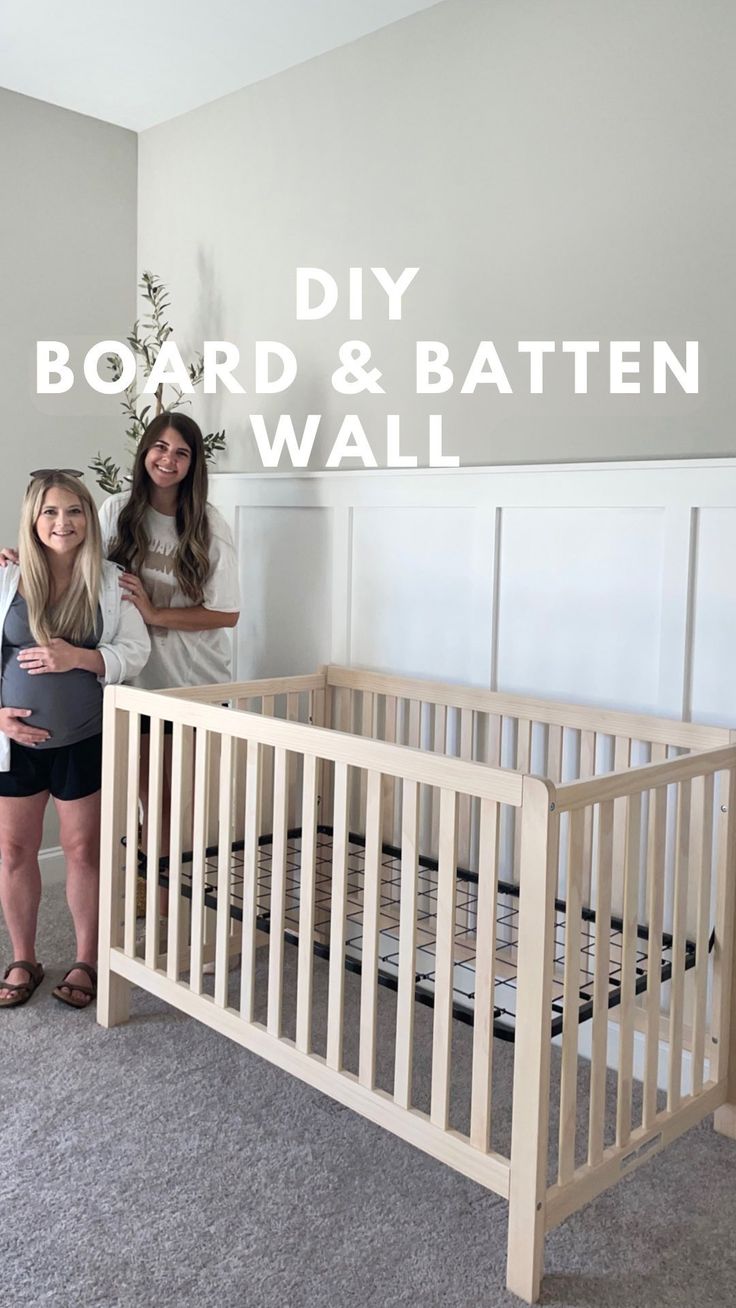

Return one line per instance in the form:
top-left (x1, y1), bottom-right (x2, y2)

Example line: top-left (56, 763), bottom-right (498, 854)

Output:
top-left (0, 733), bottom-right (103, 801)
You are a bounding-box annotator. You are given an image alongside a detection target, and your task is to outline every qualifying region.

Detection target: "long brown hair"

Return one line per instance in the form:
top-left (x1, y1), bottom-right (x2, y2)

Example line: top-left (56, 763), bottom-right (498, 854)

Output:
top-left (19, 472), bottom-right (102, 644)
top-left (107, 412), bottom-right (211, 603)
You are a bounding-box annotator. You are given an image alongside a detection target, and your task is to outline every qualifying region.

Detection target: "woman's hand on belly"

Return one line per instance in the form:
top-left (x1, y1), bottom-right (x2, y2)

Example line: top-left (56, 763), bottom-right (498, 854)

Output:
top-left (0, 706), bottom-right (51, 745)
top-left (18, 638), bottom-right (84, 675)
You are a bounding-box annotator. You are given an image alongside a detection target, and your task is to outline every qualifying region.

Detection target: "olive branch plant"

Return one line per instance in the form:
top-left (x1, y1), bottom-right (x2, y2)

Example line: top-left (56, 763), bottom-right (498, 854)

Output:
top-left (90, 271), bottom-right (226, 493)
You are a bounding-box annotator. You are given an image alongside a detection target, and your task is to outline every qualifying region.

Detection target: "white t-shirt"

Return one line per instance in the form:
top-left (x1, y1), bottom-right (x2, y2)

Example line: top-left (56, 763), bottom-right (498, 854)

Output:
top-left (99, 494), bottom-right (240, 691)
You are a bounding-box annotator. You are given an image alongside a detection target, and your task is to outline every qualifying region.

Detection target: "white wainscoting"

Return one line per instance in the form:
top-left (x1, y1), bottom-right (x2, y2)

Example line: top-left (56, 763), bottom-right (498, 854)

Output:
top-left (210, 458), bottom-right (736, 727)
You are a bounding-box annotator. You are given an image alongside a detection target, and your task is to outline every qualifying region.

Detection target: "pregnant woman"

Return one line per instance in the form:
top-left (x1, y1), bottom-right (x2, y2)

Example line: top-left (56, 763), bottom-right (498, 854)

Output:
top-left (0, 472), bottom-right (150, 1009)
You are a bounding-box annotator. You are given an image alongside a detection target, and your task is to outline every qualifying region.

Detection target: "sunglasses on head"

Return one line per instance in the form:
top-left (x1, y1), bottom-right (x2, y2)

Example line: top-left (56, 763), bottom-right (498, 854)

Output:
top-left (29, 468), bottom-right (84, 479)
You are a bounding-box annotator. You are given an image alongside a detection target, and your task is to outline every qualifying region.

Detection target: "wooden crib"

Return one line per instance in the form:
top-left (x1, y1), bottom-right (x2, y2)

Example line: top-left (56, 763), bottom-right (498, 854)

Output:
top-left (97, 665), bottom-right (736, 1302)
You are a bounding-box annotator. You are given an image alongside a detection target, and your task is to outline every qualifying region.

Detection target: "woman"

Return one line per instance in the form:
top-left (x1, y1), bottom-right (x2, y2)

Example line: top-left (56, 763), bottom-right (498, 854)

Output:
top-left (0, 472), bottom-right (150, 1009)
top-left (1, 417), bottom-right (239, 954)
top-left (100, 411), bottom-right (240, 691)
top-left (101, 415), bottom-right (239, 962)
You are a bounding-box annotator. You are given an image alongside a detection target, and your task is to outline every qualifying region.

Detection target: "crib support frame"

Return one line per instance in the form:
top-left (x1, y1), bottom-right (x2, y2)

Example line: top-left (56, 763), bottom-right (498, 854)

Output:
top-left (96, 669), bottom-right (736, 1304)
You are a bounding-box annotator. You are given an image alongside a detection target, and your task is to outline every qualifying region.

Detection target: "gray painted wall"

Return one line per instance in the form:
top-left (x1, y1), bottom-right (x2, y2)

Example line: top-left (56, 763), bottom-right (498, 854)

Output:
top-left (137, 0), bottom-right (735, 469)
top-left (0, 88), bottom-right (137, 849)
top-left (0, 88), bottom-right (137, 526)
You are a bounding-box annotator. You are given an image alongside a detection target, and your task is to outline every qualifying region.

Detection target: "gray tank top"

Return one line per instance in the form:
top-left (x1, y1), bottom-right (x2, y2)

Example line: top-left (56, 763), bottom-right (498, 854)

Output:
top-left (1, 593), bottom-right (104, 749)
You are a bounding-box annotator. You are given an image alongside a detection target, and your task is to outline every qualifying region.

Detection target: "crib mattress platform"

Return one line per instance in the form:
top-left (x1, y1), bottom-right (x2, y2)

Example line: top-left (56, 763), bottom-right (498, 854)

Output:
top-left (137, 828), bottom-right (697, 1041)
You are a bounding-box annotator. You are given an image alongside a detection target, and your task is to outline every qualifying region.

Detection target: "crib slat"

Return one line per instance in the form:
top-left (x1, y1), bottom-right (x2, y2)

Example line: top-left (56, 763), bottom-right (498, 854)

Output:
top-left (189, 729), bottom-right (210, 994)
top-left (513, 720), bottom-right (532, 882)
top-left (470, 797), bottom-right (499, 1151)
top-left (335, 684), bottom-right (351, 733)
top-left (295, 753), bottom-right (318, 1053)
top-left (580, 730), bottom-right (596, 907)
top-left (517, 719), bottom-right (532, 773)
top-left (667, 781), bottom-right (690, 1110)
top-left (326, 762), bottom-right (349, 1071)
top-left (589, 799), bottom-right (614, 1166)
top-left (546, 723), bottom-right (563, 783)
top-left (310, 680), bottom-right (329, 826)
top-left (359, 770), bottom-right (383, 1089)
top-left (240, 742), bottom-right (261, 1023)
top-left (458, 708), bottom-right (474, 869)
top-left (214, 734), bottom-right (235, 1008)
top-left (145, 717), bottom-right (164, 971)
top-left (431, 704), bottom-right (448, 852)
top-left (408, 699), bottom-right (421, 749)
top-left (267, 747), bottom-right (289, 1037)
top-left (691, 774), bottom-right (714, 1092)
top-left (286, 692), bottom-right (302, 831)
top-left (643, 785), bottom-right (667, 1127)
top-left (124, 712), bottom-right (141, 957)
top-left (166, 722), bottom-right (187, 980)
top-left (358, 691), bottom-right (375, 830)
top-left (611, 737), bottom-right (632, 917)
top-left (259, 694), bottom-right (275, 844)
top-left (486, 712), bottom-right (502, 768)
top-left (361, 690), bottom-right (375, 738)
top-left (382, 698), bottom-right (398, 845)
top-left (232, 697), bottom-right (247, 838)
top-left (616, 791), bottom-right (642, 1147)
top-left (431, 788), bottom-right (458, 1130)
top-left (558, 807), bottom-right (584, 1184)
top-left (309, 685), bottom-right (323, 728)
top-left (394, 779), bottom-right (419, 1109)
top-left (712, 768), bottom-right (736, 1085)
top-left (433, 702), bottom-right (447, 753)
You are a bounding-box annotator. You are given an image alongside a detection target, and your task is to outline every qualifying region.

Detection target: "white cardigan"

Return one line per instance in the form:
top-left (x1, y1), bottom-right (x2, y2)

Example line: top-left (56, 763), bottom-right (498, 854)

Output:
top-left (0, 560), bottom-right (150, 770)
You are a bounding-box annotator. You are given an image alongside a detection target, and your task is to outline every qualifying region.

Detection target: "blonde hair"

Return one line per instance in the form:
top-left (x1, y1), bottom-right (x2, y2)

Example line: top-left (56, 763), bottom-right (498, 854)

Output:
top-left (18, 473), bottom-right (102, 644)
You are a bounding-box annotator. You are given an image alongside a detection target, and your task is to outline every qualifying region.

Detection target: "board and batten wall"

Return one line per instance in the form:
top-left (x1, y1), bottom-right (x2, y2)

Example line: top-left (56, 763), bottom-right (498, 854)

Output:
top-left (209, 459), bottom-right (736, 729)
top-left (138, 0), bottom-right (735, 468)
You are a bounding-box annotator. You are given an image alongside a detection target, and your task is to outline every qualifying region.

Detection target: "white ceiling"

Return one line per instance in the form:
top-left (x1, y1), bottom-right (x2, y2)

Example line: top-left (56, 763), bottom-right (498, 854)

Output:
top-left (0, 0), bottom-right (442, 132)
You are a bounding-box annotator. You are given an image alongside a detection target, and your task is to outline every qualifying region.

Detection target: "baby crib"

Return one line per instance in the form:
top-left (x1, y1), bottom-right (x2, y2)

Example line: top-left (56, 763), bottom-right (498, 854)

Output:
top-left (97, 665), bottom-right (736, 1302)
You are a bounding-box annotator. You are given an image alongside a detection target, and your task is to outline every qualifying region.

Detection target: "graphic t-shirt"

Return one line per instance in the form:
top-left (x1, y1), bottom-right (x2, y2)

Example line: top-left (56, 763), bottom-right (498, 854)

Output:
top-left (99, 496), bottom-right (240, 691)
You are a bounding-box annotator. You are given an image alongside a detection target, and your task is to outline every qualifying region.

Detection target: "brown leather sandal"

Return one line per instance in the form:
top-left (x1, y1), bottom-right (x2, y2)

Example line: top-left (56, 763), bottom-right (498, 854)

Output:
top-left (52, 962), bottom-right (97, 1010)
top-left (0, 960), bottom-right (44, 1007)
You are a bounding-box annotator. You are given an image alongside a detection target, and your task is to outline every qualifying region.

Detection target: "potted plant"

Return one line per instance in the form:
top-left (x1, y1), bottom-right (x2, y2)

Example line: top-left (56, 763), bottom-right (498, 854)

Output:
top-left (90, 270), bottom-right (226, 492)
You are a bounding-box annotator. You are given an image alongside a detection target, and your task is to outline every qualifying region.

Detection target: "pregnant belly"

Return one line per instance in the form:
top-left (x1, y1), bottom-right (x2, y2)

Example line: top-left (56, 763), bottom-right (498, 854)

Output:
top-left (1, 659), bottom-right (103, 748)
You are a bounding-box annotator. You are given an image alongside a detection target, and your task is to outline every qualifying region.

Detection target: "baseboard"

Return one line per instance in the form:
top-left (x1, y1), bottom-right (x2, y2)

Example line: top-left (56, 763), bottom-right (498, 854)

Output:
top-left (558, 1017), bottom-right (708, 1096)
top-left (40, 846), bottom-right (66, 886)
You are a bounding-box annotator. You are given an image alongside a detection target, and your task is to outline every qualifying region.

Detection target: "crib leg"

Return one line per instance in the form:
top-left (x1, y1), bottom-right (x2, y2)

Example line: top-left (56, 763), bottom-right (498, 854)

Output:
top-left (506, 777), bottom-right (557, 1304)
top-left (714, 759), bottom-right (736, 1140)
top-left (713, 1009), bottom-right (736, 1138)
top-left (714, 1103), bottom-right (736, 1138)
top-left (506, 1192), bottom-right (545, 1303)
top-left (97, 969), bottom-right (131, 1028)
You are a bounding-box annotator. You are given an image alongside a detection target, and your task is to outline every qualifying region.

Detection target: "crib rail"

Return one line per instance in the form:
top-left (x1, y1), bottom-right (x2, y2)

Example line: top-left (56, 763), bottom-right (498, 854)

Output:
top-left (542, 744), bottom-right (736, 1232)
top-left (98, 683), bottom-right (541, 1204)
top-left (324, 665), bottom-right (731, 883)
top-left (325, 665), bottom-right (731, 752)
